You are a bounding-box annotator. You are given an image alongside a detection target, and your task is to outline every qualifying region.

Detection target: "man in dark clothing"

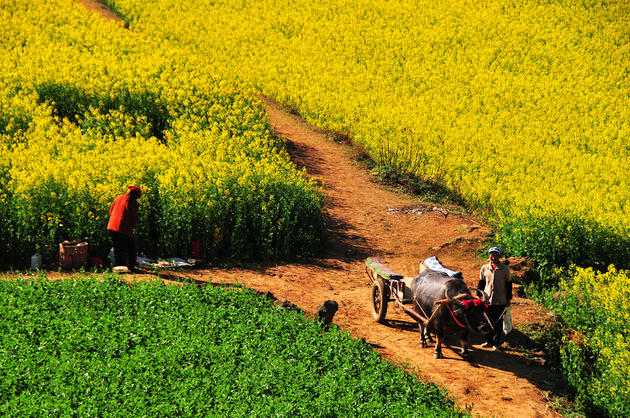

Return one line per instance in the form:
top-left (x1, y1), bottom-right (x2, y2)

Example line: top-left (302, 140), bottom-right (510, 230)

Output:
top-left (477, 246), bottom-right (512, 350)
top-left (107, 186), bottom-right (141, 271)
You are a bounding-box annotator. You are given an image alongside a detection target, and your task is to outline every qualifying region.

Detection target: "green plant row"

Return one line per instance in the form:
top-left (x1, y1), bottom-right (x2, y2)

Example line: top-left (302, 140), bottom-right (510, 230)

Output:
top-left (0, 0), bottom-right (323, 267)
top-left (105, 0), bottom-right (629, 270)
top-left (529, 266), bottom-right (630, 416)
top-left (0, 274), bottom-right (467, 417)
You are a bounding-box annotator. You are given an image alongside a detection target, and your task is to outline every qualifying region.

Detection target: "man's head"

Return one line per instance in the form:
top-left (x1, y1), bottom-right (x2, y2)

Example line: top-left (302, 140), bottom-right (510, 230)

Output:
top-left (128, 186), bottom-right (142, 199)
top-left (488, 246), bottom-right (502, 265)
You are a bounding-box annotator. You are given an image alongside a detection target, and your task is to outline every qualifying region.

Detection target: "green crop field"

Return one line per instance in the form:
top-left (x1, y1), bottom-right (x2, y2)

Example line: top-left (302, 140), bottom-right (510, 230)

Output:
top-left (0, 274), bottom-right (466, 416)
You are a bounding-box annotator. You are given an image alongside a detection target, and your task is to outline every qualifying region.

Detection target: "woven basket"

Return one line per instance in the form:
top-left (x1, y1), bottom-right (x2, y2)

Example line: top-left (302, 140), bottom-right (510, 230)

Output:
top-left (59, 241), bottom-right (88, 270)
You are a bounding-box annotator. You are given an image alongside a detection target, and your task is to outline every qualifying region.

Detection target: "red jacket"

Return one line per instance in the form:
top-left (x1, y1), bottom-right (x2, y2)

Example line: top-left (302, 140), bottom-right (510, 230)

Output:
top-left (107, 192), bottom-right (139, 237)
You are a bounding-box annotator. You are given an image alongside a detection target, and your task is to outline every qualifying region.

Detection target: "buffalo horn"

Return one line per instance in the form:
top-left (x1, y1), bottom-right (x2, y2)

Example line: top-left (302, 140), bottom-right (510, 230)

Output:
top-left (444, 291), bottom-right (468, 300)
top-left (474, 288), bottom-right (489, 302)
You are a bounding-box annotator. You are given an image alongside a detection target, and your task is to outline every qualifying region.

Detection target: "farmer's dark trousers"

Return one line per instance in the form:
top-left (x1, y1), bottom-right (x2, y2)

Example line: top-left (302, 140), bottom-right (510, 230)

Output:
top-left (110, 230), bottom-right (136, 269)
top-left (485, 304), bottom-right (507, 345)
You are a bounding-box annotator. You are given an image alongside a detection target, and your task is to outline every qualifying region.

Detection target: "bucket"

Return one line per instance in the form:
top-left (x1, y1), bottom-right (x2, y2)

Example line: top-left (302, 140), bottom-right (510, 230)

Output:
top-left (31, 253), bottom-right (42, 269)
top-left (59, 241), bottom-right (88, 270)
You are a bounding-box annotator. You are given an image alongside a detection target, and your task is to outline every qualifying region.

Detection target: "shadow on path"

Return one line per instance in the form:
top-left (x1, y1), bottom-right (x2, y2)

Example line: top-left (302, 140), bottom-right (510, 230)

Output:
top-left (383, 317), bottom-right (569, 397)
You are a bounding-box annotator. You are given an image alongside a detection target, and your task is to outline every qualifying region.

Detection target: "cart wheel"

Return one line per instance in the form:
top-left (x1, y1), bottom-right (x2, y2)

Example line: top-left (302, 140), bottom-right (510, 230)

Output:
top-left (371, 277), bottom-right (389, 323)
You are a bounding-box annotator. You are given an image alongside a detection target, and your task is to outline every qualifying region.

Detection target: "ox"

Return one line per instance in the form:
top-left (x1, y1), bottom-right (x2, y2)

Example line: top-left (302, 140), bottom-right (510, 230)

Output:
top-left (410, 269), bottom-right (491, 359)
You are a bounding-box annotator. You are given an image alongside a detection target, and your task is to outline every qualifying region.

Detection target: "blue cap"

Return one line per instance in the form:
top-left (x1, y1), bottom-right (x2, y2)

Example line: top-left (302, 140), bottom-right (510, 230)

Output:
top-left (488, 246), bottom-right (502, 256)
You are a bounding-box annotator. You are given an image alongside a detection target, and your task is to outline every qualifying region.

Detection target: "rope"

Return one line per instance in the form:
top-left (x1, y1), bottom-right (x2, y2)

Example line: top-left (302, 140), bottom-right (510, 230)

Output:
top-left (413, 295), bottom-right (442, 325)
top-left (413, 295), bottom-right (430, 323)
top-left (427, 304), bottom-right (442, 323)
top-left (492, 305), bottom-right (510, 328)
top-left (484, 312), bottom-right (494, 331)
top-left (445, 302), bottom-right (467, 328)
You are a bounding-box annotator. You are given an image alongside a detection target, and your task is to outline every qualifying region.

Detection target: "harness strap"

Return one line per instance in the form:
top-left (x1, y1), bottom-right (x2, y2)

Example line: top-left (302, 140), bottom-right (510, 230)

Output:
top-left (413, 295), bottom-right (430, 323)
top-left (426, 303), bottom-right (442, 323)
top-left (446, 302), bottom-right (468, 328)
top-left (413, 295), bottom-right (443, 325)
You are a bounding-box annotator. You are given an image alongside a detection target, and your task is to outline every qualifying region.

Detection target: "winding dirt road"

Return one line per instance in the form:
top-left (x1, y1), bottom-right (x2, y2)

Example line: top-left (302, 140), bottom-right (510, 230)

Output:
top-left (70, 3), bottom-right (565, 416)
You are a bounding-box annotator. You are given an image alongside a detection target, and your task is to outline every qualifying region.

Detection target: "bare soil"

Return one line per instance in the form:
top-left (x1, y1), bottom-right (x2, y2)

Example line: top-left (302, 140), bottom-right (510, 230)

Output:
top-left (72, 0), bottom-right (129, 27)
top-left (64, 4), bottom-right (569, 416)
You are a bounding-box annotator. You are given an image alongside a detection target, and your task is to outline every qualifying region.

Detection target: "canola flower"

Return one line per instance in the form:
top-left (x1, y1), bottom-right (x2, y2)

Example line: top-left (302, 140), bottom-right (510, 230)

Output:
top-left (556, 266), bottom-right (630, 414)
top-left (104, 0), bottom-right (629, 268)
top-left (0, 0), bottom-right (323, 265)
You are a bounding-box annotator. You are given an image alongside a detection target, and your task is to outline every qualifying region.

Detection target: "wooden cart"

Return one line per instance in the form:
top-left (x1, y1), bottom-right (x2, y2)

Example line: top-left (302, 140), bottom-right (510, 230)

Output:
top-left (365, 257), bottom-right (430, 324)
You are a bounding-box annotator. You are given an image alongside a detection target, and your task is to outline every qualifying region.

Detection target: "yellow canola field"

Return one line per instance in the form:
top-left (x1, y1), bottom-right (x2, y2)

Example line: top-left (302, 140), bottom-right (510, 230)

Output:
top-left (0, 0), bottom-right (323, 265)
top-left (558, 265), bottom-right (630, 412)
top-left (106, 0), bottom-right (629, 266)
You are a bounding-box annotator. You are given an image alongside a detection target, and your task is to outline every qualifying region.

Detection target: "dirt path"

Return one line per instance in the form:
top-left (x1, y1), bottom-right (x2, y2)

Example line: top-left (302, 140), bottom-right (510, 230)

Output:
top-left (72, 0), bottom-right (129, 26)
top-left (71, 3), bottom-right (562, 417)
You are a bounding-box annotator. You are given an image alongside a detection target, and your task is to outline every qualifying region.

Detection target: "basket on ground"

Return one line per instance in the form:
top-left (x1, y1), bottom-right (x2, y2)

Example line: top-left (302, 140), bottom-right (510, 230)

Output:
top-left (59, 241), bottom-right (88, 270)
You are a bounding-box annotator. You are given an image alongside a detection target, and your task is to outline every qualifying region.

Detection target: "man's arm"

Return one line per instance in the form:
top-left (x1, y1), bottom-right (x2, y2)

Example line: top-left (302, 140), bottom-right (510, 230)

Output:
top-left (505, 268), bottom-right (512, 303)
top-left (477, 266), bottom-right (486, 290)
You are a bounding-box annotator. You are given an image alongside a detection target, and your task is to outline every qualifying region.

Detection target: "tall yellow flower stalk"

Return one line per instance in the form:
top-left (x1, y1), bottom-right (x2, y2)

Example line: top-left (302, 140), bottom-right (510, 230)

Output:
top-left (0, 0), bottom-right (323, 265)
top-left (105, 0), bottom-right (629, 266)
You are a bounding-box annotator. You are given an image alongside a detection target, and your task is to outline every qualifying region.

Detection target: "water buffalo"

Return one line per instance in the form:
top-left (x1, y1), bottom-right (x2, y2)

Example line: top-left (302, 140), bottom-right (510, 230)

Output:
top-left (410, 269), bottom-right (491, 359)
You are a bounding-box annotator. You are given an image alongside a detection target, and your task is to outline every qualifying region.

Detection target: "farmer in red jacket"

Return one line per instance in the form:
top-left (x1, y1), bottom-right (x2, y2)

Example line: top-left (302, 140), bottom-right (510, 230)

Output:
top-left (107, 186), bottom-right (141, 271)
